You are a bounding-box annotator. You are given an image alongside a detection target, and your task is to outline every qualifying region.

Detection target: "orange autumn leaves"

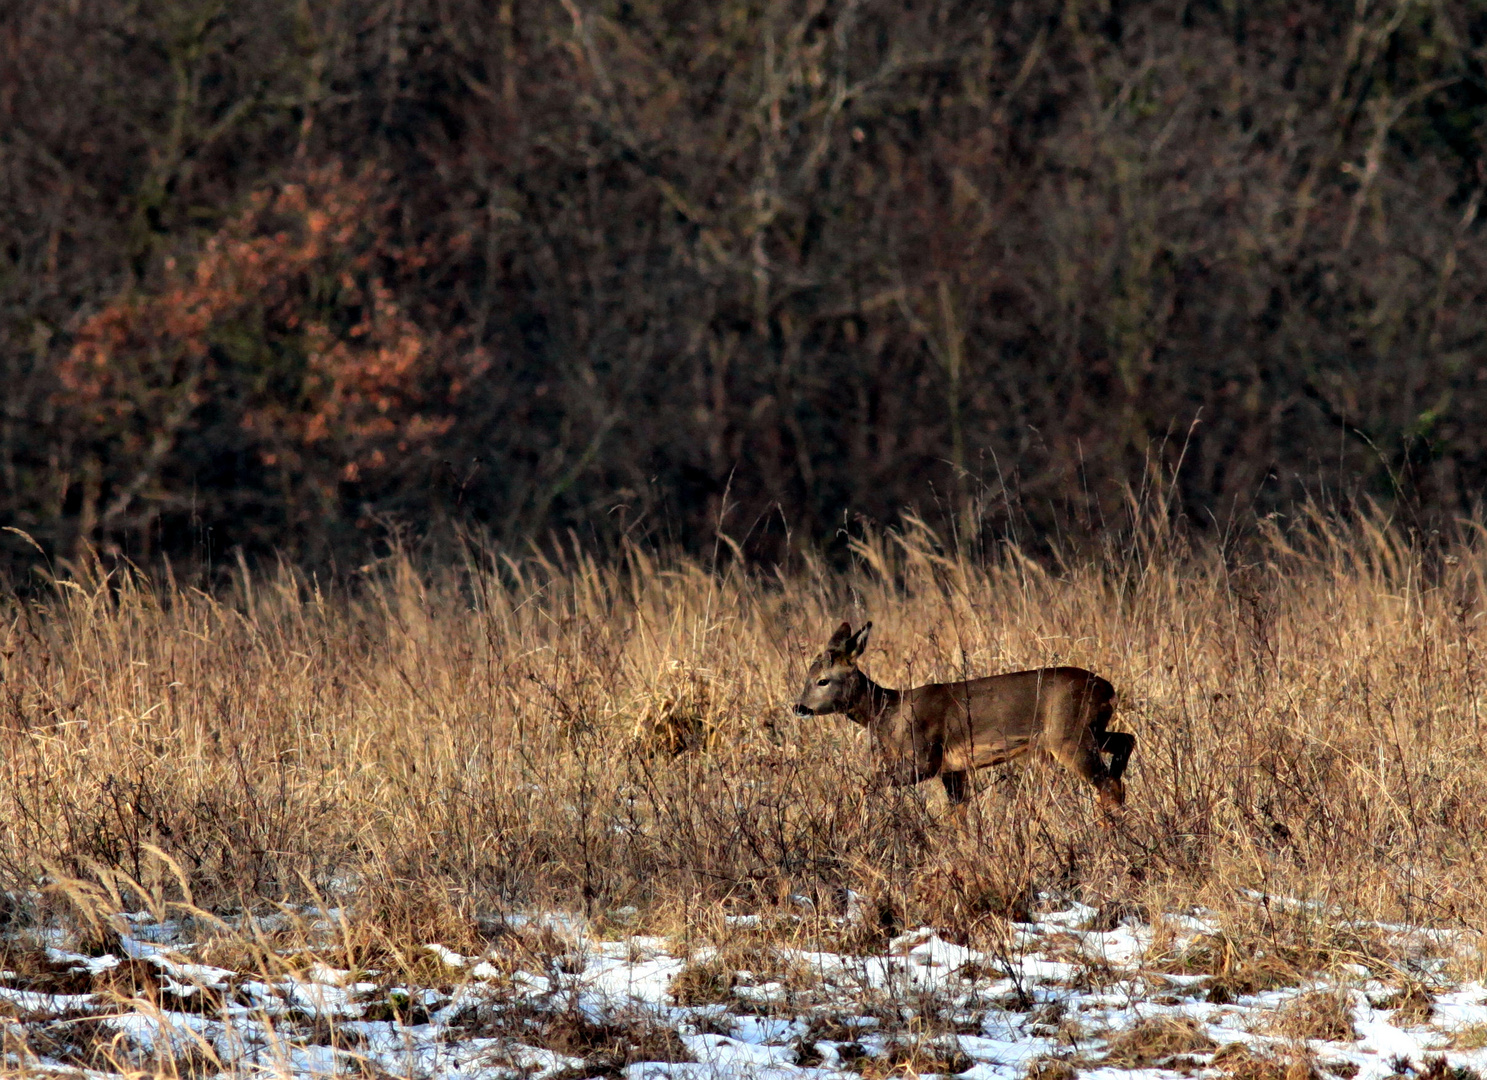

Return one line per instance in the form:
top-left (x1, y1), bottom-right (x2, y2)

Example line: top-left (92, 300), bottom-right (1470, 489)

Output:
top-left (59, 165), bottom-right (465, 510)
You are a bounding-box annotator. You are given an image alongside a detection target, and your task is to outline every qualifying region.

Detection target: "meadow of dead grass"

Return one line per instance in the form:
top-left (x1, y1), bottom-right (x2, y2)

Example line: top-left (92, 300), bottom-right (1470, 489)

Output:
top-left (2, 510), bottom-right (1487, 988)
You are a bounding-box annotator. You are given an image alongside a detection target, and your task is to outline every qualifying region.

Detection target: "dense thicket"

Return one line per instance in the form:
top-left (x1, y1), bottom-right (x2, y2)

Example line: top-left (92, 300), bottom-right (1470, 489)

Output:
top-left (3, 0), bottom-right (1486, 568)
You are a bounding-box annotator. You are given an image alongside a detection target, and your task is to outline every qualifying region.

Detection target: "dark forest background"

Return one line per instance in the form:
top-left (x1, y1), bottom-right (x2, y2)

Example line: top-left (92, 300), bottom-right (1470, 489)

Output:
top-left (4, 0), bottom-right (1487, 571)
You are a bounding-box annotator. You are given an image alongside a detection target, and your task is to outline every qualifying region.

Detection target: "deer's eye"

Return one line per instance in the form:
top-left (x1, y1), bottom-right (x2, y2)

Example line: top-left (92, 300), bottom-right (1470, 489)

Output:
top-left (816, 678), bottom-right (831, 687)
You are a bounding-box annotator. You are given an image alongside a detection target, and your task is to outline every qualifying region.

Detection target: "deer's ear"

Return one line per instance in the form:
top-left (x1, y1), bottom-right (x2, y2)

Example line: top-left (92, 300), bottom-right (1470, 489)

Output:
top-left (844, 620), bottom-right (872, 660)
top-left (826, 621), bottom-right (853, 651)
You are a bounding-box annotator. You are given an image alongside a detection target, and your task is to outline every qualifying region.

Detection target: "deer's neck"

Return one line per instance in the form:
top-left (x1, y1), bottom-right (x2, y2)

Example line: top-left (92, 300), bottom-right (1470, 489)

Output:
top-left (846, 669), bottom-right (899, 727)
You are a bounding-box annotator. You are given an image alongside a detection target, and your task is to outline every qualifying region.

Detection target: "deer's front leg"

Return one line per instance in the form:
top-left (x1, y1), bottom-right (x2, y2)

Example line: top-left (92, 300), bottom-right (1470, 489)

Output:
top-left (872, 739), bottom-right (945, 788)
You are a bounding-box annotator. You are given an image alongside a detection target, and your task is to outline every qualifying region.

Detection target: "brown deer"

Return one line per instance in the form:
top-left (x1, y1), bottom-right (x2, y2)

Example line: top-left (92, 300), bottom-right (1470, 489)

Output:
top-left (794, 621), bottom-right (1133, 811)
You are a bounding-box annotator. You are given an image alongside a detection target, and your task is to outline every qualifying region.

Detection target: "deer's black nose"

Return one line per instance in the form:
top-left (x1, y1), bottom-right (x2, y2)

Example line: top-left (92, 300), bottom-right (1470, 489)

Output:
top-left (793, 704), bottom-right (813, 718)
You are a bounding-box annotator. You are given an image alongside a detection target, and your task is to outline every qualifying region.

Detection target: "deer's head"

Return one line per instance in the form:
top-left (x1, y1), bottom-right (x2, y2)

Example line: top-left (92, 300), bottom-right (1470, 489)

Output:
top-left (794, 620), bottom-right (871, 718)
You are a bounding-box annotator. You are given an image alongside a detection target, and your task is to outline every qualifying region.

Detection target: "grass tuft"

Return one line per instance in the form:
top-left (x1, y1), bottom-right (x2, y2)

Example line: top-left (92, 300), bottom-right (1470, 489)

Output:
top-left (1212, 1042), bottom-right (1313, 1080)
top-left (671, 942), bottom-right (821, 1009)
top-left (1417, 1055), bottom-right (1487, 1080)
top-left (1377, 982), bottom-right (1435, 1027)
top-left (1103, 1016), bottom-right (1217, 1067)
top-left (1025, 1055), bottom-right (1079, 1080)
top-left (1269, 989), bottom-right (1359, 1043)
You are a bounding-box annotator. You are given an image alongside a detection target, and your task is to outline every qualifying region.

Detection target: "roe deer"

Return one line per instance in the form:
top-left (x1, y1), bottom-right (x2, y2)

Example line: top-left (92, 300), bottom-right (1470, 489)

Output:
top-left (794, 621), bottom-right (1133, 811)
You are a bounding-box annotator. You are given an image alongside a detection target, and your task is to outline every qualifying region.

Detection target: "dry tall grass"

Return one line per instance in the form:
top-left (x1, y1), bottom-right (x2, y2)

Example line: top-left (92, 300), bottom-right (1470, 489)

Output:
top-left (2, 512), bottom-right (1486, 973)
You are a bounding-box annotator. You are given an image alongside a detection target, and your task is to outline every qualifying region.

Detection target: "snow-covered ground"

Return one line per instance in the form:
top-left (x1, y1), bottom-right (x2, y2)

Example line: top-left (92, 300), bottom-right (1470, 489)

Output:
top-left (3, 896), bottom-right (1484, 1079)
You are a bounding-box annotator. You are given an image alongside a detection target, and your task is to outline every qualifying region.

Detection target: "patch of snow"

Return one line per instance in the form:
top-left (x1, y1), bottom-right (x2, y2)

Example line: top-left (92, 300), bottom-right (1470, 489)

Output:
top-left (0, 986), bottom-right (97, 1015)
top-left (45, 947), bottom-right (119, 975)
top-left (10, 896), bottom-right (1487, 1080)
top-left (427, 943), bottom-right (470, 969)
top-left (584, 951), bottom-right (686, 1004)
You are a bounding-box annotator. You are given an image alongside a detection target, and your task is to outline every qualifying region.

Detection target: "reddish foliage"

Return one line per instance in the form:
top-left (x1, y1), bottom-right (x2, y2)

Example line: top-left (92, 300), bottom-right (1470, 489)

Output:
top-left (59, 164), bottom-right (464, 498)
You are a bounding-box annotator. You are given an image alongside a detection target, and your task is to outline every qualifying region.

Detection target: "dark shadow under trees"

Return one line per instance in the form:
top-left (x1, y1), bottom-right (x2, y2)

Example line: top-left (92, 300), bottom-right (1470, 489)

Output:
top-left (2, 0), bottom-right (1486, 570)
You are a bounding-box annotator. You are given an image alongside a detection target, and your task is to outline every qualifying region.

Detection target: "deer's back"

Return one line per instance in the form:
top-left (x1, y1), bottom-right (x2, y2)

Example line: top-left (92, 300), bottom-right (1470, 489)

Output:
top-left (896, 666), bottom-right (1112, 771)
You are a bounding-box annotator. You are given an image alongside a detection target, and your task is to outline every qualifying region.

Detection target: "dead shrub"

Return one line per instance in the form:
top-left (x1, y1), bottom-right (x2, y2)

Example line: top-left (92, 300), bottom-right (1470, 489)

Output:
top-left (455, 999), bottom-right (692, 1076)
top-left (670, 953), bottom-right (738, 1005)
top-left (798, 1014), bottom-right (878, 1045)
top-left (1103, 1016), bottom-right (1217, 1068)
top-left (850, 1036), bottom-right (973, 1078)
top-left (1376, 983), bottom-right (1434, 1026)
top-left (1154, 913), bottom-right (1391, 1003)
top-left (1158, 933), bottom-right (1306, 997)
top-left (344, 876), bottom-right (489, 966)
top-left (483, 922), bottom-right (587, 980)
top-left (911, 848), bottom-right (1035, 935)
top-left (1417, 1056), bottom-right (1487, 1080)
top-left (630, 664), bottom-right (723, 756)
top-left (788, 1036), bottom-right (826, 1067)
top-left (0, 938), bottom-right (235, 1018)
top-left (1448, 1024), bottom-right (1487, 1050)
top-left (1269, 989), bottom-right (1359, 1043)
top-left (0, 940), bottom-right (111, 997)
top-left (670, 942), bottom-right (820, 1008)
top-left (1026, 1000), bottom-right (1090, 1046)
top-left (10, 1013), bottom-right (221, 1077)
top-left (358, 987), bottom-right (440, 1026)
top-left (1212, 1042), bottom-right (1313, 1080)
top-left (828, 891), bottom-right (906, 956)
top-left (1026, 1055), bottom-right (1079, 1080)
